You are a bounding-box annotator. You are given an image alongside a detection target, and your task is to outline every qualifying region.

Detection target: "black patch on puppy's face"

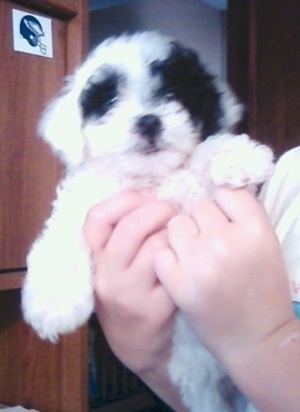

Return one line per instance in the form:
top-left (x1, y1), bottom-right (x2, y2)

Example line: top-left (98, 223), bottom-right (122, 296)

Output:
top-left (79, 70), bottom-right (121, 121)
top-left (151, 42), bottom-right (222, 140)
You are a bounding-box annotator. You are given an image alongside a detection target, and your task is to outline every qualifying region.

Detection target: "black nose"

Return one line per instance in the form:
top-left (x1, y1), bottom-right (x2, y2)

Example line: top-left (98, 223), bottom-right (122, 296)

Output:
top-left (135, 114), bottom-right (162, 143)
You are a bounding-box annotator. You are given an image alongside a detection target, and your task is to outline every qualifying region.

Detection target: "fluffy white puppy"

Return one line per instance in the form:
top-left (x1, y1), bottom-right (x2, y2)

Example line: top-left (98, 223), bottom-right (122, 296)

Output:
top-left (22, 32), bottom-right (274, 412)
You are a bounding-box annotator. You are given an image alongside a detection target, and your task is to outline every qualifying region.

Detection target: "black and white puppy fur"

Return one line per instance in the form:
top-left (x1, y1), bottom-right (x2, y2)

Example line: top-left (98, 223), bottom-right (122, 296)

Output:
top-left (22, 32), bottom-right (274, 412)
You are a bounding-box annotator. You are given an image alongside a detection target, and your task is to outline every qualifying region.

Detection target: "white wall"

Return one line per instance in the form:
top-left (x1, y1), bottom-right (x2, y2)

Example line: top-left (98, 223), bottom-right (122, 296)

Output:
top-left (90, 0), bottom-right (226, 78)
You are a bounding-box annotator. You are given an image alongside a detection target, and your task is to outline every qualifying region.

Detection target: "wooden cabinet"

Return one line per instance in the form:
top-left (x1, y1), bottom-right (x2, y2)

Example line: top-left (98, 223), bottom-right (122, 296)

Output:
top-left (0, 0), bottom-right (87, 270)
top-left (228, 0), bottom-right (300, 154)
top-left (0, 289), bottom-right (88, 412)
top-left (0, 1), bottom-right (88, 411)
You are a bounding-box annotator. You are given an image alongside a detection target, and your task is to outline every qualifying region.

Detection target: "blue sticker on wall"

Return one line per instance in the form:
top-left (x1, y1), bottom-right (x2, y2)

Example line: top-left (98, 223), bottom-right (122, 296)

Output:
top-left (12, 9), bottom-right (53, 58)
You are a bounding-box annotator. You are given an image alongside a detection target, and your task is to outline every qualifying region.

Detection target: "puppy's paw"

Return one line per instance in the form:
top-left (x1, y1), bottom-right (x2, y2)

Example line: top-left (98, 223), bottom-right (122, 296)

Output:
top-left (22, 274), bottom-right (93, 342)
top-left (22, 240), bottom-right (94, 342)
top-left (209, 134), bottom-right (274, 188)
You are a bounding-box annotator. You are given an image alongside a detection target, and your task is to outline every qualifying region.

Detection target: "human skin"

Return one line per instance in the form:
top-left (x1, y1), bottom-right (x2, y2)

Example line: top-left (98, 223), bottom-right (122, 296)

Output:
top-left (84, 188), bottom-right (300, 412)
top-left (155, 188), bottom-right (300, 412)
top-left (84, 191), bottom-right (188, 410)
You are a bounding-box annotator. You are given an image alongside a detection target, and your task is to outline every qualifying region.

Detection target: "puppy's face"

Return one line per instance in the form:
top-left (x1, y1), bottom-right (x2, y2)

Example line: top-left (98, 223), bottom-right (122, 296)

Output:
top-left (40, 32), bottom-right (241, 176)
top-left (79, 50), bottom-right (205, 177)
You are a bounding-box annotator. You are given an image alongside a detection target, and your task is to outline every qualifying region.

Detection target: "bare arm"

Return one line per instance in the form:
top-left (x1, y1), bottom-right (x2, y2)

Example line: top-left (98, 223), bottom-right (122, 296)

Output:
top-left (226, 317), bottom-right (300, 412)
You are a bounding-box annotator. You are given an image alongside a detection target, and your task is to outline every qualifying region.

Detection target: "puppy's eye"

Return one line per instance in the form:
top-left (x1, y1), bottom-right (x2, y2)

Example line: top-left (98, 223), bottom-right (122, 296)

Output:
top-left (165, 92), bottom-right (176, 102)
top-left (80, 73), bottom-right (119, 120)
top-left (102, 95), bottom-right (118, 113)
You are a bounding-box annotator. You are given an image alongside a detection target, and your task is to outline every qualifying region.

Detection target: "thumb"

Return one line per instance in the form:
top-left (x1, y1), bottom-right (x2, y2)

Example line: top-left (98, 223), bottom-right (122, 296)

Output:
top-left (215, 187), bottom-right (265, 223)
top-left (154, 248), bottom-right (182, 302)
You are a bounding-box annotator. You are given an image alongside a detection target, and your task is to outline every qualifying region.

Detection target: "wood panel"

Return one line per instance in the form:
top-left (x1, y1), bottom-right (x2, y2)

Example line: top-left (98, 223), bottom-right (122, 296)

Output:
top-left (0, 271), bottom-right (24, 290)
top-left (227, 0), bottom-right (250, 134)
top-left (228, 0), bottom-right (300, 155)
top-left (0, 1), bottom-right (88, 411)
top-left (249, 0), bottom-right (300, 154)
top-left (0, 0), bottom-right (87, 271)
top-left (0, 289), bottom-right (88, 412)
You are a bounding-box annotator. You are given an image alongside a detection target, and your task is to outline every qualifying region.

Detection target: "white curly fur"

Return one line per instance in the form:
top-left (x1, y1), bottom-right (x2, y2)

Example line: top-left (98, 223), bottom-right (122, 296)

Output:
top-left (22, 32), bottom-right (274, 412)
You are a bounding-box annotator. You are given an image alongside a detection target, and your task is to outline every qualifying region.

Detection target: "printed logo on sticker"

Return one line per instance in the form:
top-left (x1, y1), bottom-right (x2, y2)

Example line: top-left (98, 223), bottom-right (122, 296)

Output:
top-left (12, 9), bottom-right (53, 58)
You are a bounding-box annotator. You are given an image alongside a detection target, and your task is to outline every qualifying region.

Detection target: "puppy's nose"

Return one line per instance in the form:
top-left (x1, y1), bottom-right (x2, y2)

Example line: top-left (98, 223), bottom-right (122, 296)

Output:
top-left (136, 114), bottom-right (162, 143)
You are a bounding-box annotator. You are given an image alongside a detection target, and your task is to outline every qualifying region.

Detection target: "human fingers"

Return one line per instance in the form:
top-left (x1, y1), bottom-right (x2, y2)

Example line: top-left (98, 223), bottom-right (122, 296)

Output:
top-left (84, 191), bottom-right (151, 254)
top-left (105, 199), bottom-right (178, 270)
top-left (152, 215), bottom-right (199, 304)
top-left (130, 231), bottom-right (178, 318)
top-left (155, 246), bottom-right (181, 292)
top-left (214, 187), bottom-right (268, 224)
top-left (191, 198), bottom-right (229, 231)
top-left (128, 229), bottom-right (168, 287)
top-left (165, 214), bottom-right (199, 260)
top-left (155, 203), bottom-right (228, 310)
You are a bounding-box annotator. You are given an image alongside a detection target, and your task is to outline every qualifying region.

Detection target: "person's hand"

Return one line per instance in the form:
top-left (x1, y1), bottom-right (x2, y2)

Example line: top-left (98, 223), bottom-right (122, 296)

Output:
top-left (155, 188), bottom-right (295, 361)
top-left (84, 191), bottom-right (178, 373)
top-left (84, 191), bottom-right (189, 411)
top-left (84, 188), bottom-right (300, 412)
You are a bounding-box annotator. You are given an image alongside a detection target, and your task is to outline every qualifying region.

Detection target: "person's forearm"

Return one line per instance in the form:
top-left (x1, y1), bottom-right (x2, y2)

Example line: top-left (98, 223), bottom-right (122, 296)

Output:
top-left (133, 352), bottom-right (188, 412)
top-left (137, 361), bottom-right (189, 412)
top-left (222, 318), bottom-right (300, 412)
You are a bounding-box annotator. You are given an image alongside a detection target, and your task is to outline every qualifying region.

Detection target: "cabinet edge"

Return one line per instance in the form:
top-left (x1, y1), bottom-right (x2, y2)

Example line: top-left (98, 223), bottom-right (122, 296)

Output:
top-left (0, 272), bottom-right (25, 291)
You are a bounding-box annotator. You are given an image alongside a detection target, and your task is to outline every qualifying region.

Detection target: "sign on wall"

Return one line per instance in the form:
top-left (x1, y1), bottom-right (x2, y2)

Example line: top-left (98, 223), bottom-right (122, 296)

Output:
top-left (12, 9), bottom-right (53, 58)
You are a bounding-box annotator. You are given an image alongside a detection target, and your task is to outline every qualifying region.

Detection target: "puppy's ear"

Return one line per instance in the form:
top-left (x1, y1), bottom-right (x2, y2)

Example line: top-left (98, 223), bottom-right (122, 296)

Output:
top-left (167, 41), bottom-right (243, 136)
top-left (152, 41), bottom-right (243, 139)
top-left (217, 81), bottom-right (243, 133)
top-left (38, 77), bottom-right (85, 167)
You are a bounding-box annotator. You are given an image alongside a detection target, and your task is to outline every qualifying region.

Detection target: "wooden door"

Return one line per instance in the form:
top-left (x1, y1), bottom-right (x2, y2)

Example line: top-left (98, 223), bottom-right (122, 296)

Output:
top-left (0, 0), bottom-right (87, 271)
top-left (228, 0), bottom-right (300, 155)
top-left (0, 1), bottom-right (88, 411)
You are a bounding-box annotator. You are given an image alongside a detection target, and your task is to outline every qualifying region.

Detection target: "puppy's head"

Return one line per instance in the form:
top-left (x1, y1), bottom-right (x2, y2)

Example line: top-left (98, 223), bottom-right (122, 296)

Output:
top-left (39, 32), bottom-right (242, 177)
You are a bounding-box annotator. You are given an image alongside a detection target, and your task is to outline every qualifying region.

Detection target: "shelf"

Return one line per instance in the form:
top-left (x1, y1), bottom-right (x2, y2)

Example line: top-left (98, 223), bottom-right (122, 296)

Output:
top-left (0, 272), bottom-right (24, 291)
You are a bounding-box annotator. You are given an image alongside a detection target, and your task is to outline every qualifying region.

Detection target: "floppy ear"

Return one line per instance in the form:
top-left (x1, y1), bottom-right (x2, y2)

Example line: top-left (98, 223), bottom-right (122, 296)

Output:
top-left (152, 41), bottom-right (243, 139)
top-left (38, 77), bottom-right (85, 167)
top-left (216, 80), bottom-right (243, 133)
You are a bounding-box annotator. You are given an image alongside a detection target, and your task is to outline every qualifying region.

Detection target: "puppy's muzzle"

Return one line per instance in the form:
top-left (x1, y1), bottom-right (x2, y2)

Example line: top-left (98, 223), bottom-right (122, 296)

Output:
top-left (135, 114), bottom-right (163, 147)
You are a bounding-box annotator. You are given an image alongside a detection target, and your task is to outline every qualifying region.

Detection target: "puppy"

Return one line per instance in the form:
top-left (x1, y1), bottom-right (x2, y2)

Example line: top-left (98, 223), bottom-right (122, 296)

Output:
top-left (22, 32), bottom-right (274, 412)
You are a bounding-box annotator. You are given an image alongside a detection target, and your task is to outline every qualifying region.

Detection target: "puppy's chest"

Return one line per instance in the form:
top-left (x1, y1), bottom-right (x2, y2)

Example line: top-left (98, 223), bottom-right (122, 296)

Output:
top-left (116, 168), bottom-right (211, 211)
top-left (154, 169), bottom-right (210, 210)
top-left (64, 166), bottom-right (210, 213)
